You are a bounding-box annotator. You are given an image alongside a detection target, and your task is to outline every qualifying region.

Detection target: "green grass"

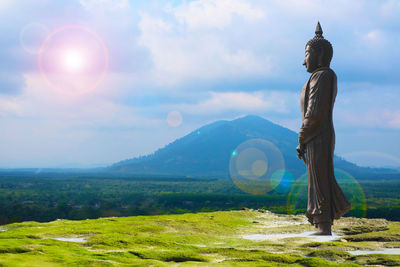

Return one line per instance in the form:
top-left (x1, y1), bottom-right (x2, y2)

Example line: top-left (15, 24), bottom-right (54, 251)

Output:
top-left (0, 210), bottom-right (399, 266)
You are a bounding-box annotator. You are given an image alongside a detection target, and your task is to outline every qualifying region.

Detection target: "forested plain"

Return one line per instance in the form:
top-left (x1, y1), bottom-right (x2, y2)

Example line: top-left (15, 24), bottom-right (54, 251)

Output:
top-left (0, 171), bottom-right (399, 225)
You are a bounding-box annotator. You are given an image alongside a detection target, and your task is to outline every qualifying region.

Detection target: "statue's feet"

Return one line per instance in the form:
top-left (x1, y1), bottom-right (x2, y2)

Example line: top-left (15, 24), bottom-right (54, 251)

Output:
top-left (311, 230), bottom-right (332, 236)
top-left (311, 222), bottom-right (332, 235)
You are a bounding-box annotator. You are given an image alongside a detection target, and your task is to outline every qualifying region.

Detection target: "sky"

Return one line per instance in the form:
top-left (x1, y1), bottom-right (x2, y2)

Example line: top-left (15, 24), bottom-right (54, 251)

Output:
top-left (0, 0), bottom-right (400, 168)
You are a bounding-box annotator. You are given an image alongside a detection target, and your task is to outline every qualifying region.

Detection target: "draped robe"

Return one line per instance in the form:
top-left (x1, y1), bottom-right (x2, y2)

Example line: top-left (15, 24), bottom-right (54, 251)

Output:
top-left (299, 67), bottom-right (351, 226)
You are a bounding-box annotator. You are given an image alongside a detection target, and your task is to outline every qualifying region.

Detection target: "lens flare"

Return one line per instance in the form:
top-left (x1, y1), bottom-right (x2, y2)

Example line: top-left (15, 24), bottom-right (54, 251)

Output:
top-left (20, 23), bottom-right (49, 54)
top-left (167, 111), bottom-right (183, 127)
top-left (229, 139), bottom-right (285, 195)
top-left (38, 25), bottom-right (108, 95)
top-left (271, 170), bottom-right (294, 194)
top-left (236, 147), bottom-right (268, 179)
top-left (287, 168), bottom-right (367, 218)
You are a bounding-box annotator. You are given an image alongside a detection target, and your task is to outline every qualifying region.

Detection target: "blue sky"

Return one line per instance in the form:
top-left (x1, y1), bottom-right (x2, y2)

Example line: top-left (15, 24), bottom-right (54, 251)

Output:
top-left (0, 0), bottom-right (400, 168)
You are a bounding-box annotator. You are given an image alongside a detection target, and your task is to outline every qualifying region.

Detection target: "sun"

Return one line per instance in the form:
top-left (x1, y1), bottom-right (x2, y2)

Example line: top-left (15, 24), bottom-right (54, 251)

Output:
top-left (61, 49), bottom-right (86, 72)
top-left (38, 25), bottom-right (109, 94)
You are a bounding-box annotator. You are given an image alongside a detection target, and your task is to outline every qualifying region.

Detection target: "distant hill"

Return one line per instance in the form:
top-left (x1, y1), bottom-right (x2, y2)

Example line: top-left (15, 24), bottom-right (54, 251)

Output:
top-left (110, 115), bottom-right (400, 180)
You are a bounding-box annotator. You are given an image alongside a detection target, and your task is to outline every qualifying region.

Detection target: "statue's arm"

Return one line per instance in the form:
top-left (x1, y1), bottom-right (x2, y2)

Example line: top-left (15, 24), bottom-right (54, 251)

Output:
top-left (299, 71), bottom-right (331, 145)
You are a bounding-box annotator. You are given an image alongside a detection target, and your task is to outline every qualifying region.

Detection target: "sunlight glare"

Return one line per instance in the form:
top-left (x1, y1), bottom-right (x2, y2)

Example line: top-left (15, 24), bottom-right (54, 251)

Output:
top-left (62, 49), bottom-right (85, 72)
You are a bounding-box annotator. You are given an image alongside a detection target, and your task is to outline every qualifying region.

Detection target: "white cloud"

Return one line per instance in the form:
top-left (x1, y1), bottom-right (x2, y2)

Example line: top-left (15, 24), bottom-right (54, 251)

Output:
top-left (0, 72), bottom-right (174, 167)
top-left (138, 0), bottom-right (269, 85)
top-left (361, 29), bottom-right (387, 47)
top-left (0, 97), bottom-right (22, 117)
top-left (172, 0), bottom-right (264, 30)
top-left (380, 0), bottom-right (400, 19)
top-left (385, 110), bottom-right (400, 128)
top-left (174, 90), bottom-right (297, 115)
top-left (335, 83), bottom-right (400, 129)
top-left (80, 0), bottom-right (129, 10)
top-left (0, 72), bottom-right (162, 129)
top-left (0, 0), bottom-right (15, 10)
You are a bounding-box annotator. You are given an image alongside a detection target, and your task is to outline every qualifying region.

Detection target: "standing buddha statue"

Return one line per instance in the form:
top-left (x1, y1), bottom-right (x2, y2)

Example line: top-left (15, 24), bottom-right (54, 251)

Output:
top-left (297, 22), bottom-right (351, 235)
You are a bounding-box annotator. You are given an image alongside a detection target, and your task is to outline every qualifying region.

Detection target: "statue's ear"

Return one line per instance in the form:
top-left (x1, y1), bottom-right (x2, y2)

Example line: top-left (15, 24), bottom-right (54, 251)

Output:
top-left (318, 49), bottom-right (325, 67)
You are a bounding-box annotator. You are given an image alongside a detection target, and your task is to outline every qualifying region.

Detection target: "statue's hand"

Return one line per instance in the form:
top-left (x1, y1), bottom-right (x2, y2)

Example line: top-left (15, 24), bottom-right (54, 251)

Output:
top-left (296, 144), bottom-right (306, 164)
top-left (296, 144), bottom-right (305, 154)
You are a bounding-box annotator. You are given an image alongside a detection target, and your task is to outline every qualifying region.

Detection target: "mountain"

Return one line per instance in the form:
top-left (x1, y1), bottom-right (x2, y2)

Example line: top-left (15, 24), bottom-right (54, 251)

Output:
top-left (110, 115), bottom-right (399, 180)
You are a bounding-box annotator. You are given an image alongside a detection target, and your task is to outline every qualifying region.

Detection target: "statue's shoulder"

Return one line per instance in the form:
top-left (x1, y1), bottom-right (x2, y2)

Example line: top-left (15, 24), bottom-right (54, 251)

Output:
top-left (312, 67), bottom-right (335, 77)
top-left (310, 68), bottom-right (336, 84)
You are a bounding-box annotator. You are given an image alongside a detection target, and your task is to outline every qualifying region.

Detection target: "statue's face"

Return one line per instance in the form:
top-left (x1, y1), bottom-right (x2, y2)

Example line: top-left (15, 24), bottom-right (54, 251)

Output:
top-left (303, 45), bottom-right (318, 73)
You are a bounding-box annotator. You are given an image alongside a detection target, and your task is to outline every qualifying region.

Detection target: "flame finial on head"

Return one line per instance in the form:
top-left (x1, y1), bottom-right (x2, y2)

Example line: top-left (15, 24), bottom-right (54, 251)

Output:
top-left (307, 21), bottom-right (330, 46)
top-left (315, 21), bottom-right (323, 38)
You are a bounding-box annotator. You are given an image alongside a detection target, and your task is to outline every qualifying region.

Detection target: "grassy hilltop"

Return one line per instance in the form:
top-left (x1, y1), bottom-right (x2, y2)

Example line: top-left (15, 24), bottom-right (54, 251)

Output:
top-left (0, 210), bottom-right (400, 266)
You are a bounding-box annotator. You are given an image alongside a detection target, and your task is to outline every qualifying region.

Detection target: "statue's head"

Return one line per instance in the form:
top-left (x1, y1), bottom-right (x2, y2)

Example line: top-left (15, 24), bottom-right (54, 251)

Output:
top-left (303, 22), bottom-right (333, 73)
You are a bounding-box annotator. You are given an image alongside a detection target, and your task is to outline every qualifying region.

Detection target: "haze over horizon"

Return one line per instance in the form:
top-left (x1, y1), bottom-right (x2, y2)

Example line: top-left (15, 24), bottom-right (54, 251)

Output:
top-left (0, 0), bottom-right (399, 168)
